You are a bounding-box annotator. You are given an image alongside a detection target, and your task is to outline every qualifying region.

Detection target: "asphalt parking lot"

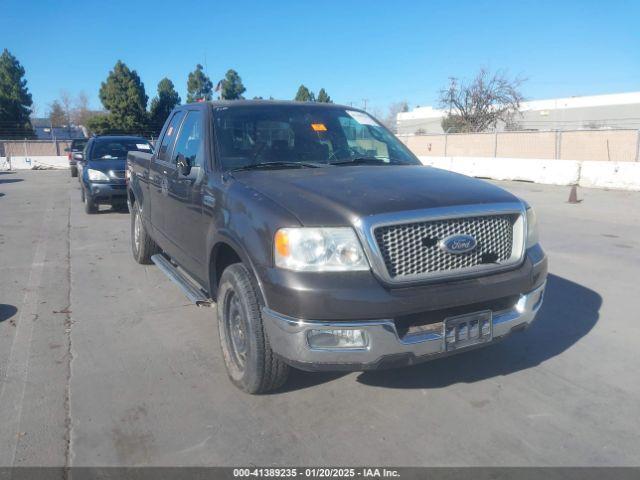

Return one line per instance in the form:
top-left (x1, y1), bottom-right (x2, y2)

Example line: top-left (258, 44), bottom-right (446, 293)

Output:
top-left (1, 170), bottom-right (639, 467)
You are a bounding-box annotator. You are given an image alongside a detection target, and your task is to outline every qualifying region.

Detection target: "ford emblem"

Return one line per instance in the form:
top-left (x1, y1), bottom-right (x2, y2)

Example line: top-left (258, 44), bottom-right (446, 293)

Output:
top-left (439, 234), bottom-right (477, 254)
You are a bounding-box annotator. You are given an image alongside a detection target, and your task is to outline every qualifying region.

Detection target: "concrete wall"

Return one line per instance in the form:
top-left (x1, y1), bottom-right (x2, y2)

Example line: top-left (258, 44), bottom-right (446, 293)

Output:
top-left (399, 129), bottom-right (640, 162)
top-left (417, 156), bottom-right (640, 191)
top-left (1, 156), bottom-right (69, 170)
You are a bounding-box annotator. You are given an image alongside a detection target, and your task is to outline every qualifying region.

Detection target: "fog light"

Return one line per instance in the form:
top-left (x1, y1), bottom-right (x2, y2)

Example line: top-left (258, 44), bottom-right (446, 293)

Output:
top-left (516, 294), bottom-right (528, 313)
top-left (307, 329), bottom-right (368, 349)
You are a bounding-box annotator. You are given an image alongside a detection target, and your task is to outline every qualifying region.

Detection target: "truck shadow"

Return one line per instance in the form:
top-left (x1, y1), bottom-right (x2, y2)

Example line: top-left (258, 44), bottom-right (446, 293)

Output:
top-left (355, 273), bottom-right (600, 389)
top-left (0, 178), bottom-right (23, 185)
top-left (0, 304), bottom-right (18, 323)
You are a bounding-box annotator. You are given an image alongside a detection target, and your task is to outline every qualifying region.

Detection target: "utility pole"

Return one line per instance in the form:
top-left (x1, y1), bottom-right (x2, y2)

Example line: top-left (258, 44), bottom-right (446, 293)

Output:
top-left (362, 99), bottom-right (369, 111)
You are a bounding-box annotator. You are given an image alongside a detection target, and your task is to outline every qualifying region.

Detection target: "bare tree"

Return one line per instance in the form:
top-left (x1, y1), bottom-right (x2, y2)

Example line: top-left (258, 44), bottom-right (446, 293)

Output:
top-left (439, 69), bottom-right (525, 132)
top-left (383, 101), bottom-right (409, 132)
top-left (60, 90), bottom-right (73, 133)
top-left (73, 91), bottom-right (92, 127)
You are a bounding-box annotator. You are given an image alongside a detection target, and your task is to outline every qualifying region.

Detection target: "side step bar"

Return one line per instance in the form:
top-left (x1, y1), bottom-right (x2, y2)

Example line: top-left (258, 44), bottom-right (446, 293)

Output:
top-left (151, 254), bottom-right (212, 307)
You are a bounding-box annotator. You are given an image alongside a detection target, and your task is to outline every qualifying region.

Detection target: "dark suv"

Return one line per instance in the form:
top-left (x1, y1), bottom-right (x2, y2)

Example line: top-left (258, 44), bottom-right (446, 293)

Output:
top-left (80, 136), bottom-right (152, 213)
top-left (66, 138), bottom-right (88, 177)
top-left (128, 101), bottom-right (547, 393)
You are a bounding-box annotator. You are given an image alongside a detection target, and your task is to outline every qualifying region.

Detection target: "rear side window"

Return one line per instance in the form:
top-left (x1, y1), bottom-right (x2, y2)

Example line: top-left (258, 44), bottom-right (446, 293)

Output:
top-left (157, 111), bottom-right (185, 162)
top-left (172, 111), bottom-right (203, 167)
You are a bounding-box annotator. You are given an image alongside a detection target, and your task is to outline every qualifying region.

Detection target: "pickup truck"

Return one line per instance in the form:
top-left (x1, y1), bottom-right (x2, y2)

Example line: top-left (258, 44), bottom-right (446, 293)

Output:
top-left (127, 101), bottom-right (547, 394)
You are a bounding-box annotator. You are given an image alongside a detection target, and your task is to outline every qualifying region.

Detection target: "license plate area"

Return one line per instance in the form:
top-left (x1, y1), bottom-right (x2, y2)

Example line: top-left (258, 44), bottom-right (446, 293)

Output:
top-left (444, 310), bottom-right (492, 351)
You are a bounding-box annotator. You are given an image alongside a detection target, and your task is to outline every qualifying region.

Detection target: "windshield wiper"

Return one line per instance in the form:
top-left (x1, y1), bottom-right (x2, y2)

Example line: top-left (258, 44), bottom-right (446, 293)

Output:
top-left (329, 156), bottom-right (409, 166)
top-left (230, 161), bottom-right (321, 172)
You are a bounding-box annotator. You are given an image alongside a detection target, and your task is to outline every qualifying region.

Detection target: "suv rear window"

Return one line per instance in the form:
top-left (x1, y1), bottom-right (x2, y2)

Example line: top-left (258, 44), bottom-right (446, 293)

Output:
top-left (71, 139), bottom-right (87, 151)
top-left (90, 139), bottom-right (152, 160)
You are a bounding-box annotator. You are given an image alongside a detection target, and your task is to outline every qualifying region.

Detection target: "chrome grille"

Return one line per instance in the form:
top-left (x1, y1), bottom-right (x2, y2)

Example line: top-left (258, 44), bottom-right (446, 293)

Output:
top-left (374, 214), bottom-right (519, 279)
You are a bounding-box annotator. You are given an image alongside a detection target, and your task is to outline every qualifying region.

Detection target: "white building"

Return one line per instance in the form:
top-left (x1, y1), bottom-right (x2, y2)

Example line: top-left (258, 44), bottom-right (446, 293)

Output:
top-left (396, 91), bottom-right (640, 134)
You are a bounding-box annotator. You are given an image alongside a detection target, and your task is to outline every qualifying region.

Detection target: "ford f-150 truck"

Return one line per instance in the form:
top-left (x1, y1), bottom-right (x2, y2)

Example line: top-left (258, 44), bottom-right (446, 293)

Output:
top-left (127, 101), bottom-right (547, 394)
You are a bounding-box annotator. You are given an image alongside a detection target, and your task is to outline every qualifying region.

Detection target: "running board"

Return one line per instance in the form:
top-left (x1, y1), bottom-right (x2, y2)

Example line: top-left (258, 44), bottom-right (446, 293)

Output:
top-left (151, 254), bottom-right (212, 307)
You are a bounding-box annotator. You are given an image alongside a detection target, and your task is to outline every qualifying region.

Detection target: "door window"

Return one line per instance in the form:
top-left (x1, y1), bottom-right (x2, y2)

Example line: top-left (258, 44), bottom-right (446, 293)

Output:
top-left (157, 111), bottom-right (185, 162)
top-left (173, 111), bottom-right (203, 167)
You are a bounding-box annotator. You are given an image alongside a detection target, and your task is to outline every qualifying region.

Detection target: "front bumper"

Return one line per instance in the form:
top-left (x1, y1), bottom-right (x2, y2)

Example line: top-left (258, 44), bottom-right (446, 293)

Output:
top-left (263, 281), bottom-right (545, 371)
top-left (86, 182), bottom-right (127, 203)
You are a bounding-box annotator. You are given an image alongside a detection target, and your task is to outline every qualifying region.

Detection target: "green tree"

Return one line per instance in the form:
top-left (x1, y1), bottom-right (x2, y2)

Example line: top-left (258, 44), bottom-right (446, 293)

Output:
top-left (48, 100), bottom-right (66, 127)
top-left (86, 113), bottom-right (111, 135)
top-left (149, 78), bottom-right (181, 135)
top-left (97, 60), bottom-right (148, 134)
top-left (294, 85), bottom-right (315, 102)
top-left (187, 64), bottom-right (213, 103)
top-left (220, 69), bottom-right (246, 100)
top-left (0, 49), bottom-right (35, 138)
top-left (440, 114), bottom-right (469, 133)
top-left (316, 88), bottom-right (332, 103)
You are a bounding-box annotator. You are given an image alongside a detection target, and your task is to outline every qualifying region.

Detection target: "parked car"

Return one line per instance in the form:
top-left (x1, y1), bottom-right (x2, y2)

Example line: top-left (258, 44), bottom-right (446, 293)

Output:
top-left (127, 101), bottom-right (547, 394)
top-left (65, 138), bottom-right (88, 177)
top-left (80, 135), bottom-right (152, 213)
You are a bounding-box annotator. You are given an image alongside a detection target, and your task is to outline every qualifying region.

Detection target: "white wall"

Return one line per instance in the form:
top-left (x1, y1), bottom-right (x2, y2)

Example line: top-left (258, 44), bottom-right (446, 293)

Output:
top-left (418, 156), bottom-right (640, 191)
top-left (0, 156), bottom-right (69, 170)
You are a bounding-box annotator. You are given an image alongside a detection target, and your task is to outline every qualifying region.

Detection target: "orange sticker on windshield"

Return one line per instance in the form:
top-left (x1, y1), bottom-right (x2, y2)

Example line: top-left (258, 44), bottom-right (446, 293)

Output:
top-left (311, 123), bottom-right (327, 131)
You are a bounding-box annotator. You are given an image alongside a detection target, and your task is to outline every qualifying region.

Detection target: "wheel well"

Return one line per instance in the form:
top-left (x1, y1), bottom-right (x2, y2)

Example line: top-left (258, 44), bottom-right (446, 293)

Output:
top-left (128, 189), bottom-right (136, 206)
top-left (210, 243), bottom-right (242, 300)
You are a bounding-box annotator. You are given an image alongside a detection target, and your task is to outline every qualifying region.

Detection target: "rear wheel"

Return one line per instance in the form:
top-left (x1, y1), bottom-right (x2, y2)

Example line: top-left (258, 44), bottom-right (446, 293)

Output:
top-left (217, 263), bottom-right (289, 394)
top-left (131, 202), bottom-right (159, 264)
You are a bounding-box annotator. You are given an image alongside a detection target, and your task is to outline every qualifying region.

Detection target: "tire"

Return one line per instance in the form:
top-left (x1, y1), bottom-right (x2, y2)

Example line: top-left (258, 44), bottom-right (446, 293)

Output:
top-left (217, 263), bottom-right (290, 394)
top-left (84, 189), bottom-right (98, 214)
top-left (70, 166), bottom-right (78, 177)
top-left (130, 202), bottom-right (159, 264)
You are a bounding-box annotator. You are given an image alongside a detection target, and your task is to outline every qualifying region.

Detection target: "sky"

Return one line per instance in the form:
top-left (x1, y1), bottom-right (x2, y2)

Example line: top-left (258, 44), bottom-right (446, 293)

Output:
top-left (2, 0), bottom-right (639, 117)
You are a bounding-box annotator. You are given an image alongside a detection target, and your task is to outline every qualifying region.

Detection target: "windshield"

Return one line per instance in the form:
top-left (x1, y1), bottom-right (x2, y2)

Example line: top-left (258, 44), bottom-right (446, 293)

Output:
top-left (71, 139), bottom-right (87, 151)
top-left (90, 139), bottom-right (152, 160)
top-left (213, 105), bottom-right (420, 171)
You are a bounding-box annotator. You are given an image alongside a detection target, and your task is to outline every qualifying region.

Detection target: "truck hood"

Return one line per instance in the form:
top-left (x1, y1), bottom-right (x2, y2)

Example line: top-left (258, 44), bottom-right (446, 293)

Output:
top-left (232, 165), bottom-right (520, 226)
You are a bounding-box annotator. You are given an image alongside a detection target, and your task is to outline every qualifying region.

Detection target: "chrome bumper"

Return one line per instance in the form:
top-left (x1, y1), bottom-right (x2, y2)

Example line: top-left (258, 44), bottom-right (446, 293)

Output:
top-left (262, 282), bottom-right (545, 371)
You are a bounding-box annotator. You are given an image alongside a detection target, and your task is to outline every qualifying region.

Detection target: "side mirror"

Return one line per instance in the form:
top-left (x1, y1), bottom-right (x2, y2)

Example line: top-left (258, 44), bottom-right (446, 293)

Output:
top-left (176, 154), bottom-right (191, 176)
top-left (73, 152), bottom-right (84, 161)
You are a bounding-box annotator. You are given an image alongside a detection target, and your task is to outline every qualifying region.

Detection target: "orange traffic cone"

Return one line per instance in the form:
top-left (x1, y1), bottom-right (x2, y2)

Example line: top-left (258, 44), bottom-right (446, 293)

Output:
top-left (567, 185), bottom-right (581, 204)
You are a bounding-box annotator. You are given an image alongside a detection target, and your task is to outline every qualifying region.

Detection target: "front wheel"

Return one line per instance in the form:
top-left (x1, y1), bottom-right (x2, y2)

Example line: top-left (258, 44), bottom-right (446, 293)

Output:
top-left (217, 263), bottom-right (290, 394)
top-left (70, 166), bottom-right (78, 177)
top-left (83, 189), bottom-right (97, 214)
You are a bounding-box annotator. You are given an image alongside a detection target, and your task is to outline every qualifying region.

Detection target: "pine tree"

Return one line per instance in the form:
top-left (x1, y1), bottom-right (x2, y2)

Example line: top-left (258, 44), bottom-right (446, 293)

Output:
top-left (220, 69), bottom-right (246, 100)
top-left (96, 60), bottom-right (148, 134)
top-left (294, 85), bottom-right (315, 102)
top-left (186, 64), bottom-right (213, 103)
top-left (316, 88), bottom-right (332, 103)
top-left (0, 49), bottom-right (35, 138)
top-left (48, 100), bottom-right (67, 127)
top-left (149, 78), bottom-right (181, 135)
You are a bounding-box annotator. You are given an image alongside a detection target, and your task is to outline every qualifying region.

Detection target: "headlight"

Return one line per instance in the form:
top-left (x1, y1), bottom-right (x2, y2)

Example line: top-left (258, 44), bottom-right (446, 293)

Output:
top-left (87, 169), bottom-right (109, 181)
top-left (274, 227), bottom-right (369, 271)
top-left (526, 207), bottom-right (539, 248)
